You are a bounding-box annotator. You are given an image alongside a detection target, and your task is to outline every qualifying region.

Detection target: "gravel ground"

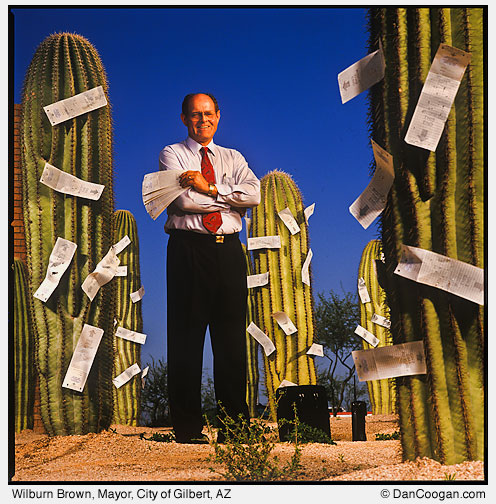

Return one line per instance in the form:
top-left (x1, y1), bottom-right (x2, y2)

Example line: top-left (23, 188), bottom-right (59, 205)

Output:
top-left (12, 415), bottom-right (484, 482)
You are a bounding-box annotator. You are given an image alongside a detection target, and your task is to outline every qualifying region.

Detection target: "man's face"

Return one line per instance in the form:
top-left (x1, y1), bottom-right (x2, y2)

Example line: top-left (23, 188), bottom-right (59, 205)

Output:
top-left (181, 94), bottom-right (220, 146)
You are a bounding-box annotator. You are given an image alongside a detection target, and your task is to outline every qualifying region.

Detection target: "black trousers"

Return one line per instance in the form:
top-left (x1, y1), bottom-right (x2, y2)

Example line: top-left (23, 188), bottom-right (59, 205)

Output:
top-left (166, 230), bottom-right (250, 439)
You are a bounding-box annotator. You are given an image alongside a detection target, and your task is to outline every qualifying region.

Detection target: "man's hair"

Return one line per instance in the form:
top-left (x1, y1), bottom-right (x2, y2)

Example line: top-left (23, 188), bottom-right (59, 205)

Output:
top-left (181, 93), bottom-right (219, 115)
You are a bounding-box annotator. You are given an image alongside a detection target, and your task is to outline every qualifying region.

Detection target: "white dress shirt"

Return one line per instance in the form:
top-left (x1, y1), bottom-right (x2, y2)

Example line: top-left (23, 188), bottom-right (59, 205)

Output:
top-left (159, 136), bottom-right (260, 234)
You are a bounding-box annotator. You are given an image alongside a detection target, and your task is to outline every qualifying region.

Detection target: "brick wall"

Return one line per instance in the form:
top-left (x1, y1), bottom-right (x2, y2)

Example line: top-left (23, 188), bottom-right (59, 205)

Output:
top-left (12, 103), bottom-right (45, 434)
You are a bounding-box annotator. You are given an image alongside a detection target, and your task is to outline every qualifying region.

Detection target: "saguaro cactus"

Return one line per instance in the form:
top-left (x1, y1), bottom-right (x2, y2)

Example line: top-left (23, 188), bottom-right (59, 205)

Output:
top-left (21, 33), bottom-right (115, 435)
top-left (357, 240), bottom-right (396, 415)
top-left (367, 8), bottom-right (484, 463)
top-left (112, 210), bottom-right (143, 425)
top-left (13, 258), bottom-right (35, 432)
top-left (242, 243), bottom-right (259, 418)
top-left (250, 170), bottom-right (316, 419)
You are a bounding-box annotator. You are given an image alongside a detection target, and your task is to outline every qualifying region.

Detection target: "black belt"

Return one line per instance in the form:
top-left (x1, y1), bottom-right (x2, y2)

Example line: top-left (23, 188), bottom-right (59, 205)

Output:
top-left (168, 229), bottom-right (239, 244)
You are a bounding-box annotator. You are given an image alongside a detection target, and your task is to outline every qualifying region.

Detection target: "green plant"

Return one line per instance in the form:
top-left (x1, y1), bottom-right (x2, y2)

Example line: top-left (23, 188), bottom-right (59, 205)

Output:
top-left (358, 240), bottom-right (396, 415)
top-left (368, 8), bottom-right (484, 464)
top-left (375, 431), bottom-right (401, 441)
top-left (112, 210), bottom-right (142, 426)
top-left (140, 358), bottom-right (170, 427)
top-left (444, 472), bottom-right (457, 481)
top-left (13, 258), bottom-right (35, 432)
top-left (206, 408), bottom-right (302, 481)
top-left (140, 432), bottom-right (176, 443)
top-left (250, 170), bottom-right (317, 420)
top-left (337, 453), bottom-right (346, 463)
top-left (284, 421), bottom-right (336, 445)
top-left (21, 33), bottom-right (115, 435)
top-left (242, 243), bottom-right (259, 418)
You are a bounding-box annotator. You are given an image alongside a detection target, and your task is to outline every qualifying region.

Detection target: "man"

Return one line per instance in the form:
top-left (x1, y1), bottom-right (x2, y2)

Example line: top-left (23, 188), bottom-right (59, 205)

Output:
top-left (159, 93), bottom-right (260, 443)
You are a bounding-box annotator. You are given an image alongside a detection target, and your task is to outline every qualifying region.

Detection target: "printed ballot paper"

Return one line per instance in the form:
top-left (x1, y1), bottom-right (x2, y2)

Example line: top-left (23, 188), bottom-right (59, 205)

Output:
top-left (405, 44), bottom-right (471, 152)
top-left (130, 285), bottom-right (145, 303)
top-left (307, 343), bottom-right (324, 357)
top-left (371, 313), bottom-right (391, 329)
top-left (43, 86), bottom-right (107, 126)
top-left (278, 207), bottom-right (300, 235)
top-left (115, 266), bottom-right (128, 277)
top-left (62, 324), bottom-right (104, 392)
top-left (353, 340), bottom-right (426, 382)
top-left (115, 326), bottom-right (147, 345)
top-left (302, 249), bottom-right (313, 287)
top-left (40, 162), bottom-right (105, 201)
top-left (82, 247), bottom-right (120, 301)
top-left (141, 366), bottom-right (149, 389)
top-left (394, 244), bottom-right (484, 305)
top-left (349, 140), bottom-right (394, 229)
top-left (34, 238), bottom-right (77, 302)
top-left (338, 46), bottom-right (385, 104)
top-left (278, 379), bottom-right (297, 388)
top-left (272, 311), bottom-right (297, 336)
top-left (247, 236), bottom-right (281, 250)
top-left (358, 277), bottom-right (371, 304)
top-left (304, 203), bottom-right (315, 224)
top-left (246, 322), bottom-right (276, 356)
top-left (113, 363), bottom-right (141, 389)
top-left (247, 271), bottom-right (269, 289)
top-left (355, 325), bottom-right (380, 348)
top-left (142, 170), bottom-right (188, 220)
top-left (112, 235), bottom-right (131, 255)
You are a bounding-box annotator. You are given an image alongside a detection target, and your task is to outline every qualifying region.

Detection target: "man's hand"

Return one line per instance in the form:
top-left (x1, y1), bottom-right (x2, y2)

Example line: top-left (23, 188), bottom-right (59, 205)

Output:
top-left (179, 171), bottom-right (211, 195)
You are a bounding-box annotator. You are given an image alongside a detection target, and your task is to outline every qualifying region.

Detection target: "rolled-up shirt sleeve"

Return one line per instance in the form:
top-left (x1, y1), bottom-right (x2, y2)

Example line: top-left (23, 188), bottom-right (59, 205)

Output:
top-left (215, 151), bottom-right (260, 208)
top-left (159, 146), bottom-right (230, 214)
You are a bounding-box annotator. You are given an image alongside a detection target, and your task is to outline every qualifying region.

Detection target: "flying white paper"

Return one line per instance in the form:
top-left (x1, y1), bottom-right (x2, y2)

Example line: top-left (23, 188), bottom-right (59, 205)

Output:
top-left (371, 313), bottom-right (391, 329)
top-left (353, 340), bottom-right (426, 382)
top-left (338, 47), bottom-right (385, 104)
top-left (115, 266), bottom-right (128, 277)
top-left (302, 249), bottom-right (313, 286)
top-left (82, 247), bottom-right (120, 301)
top-left (358, 277), bottom-right (371, 304)
top-left (43, 85), bottom-right (107, 126)
top-left (141, 366), bottom-right (149, 389)
top-left (247, 236), bottom-right (281, 250)
top-left (115, 326), bottom-right (147, 345)
top-left (246, 322), bottom-right (276, 356)
top-left (130, 285), bottom-right (145, 303)
top-left (394, 244), bottom-right (484, 305)
top-left (271, 311), bottom-right (297, 336)
top-left (142, 170), bottom-right (188, 220)
top-left (278, 379), bottom-right (298, 388)
top-left (34, 238), bottom-right (77, 302)
top-left (112, 235), bottom-right (131, 255)
top-left (247, 271), bottom-right (269, 289)
top-left (278, 207), bottom-right (300, 235)
top-left (62, 324), bottom-right (104, 392)
top-left (349, 140), bottom-right (395, 229)
top-left (304, 203), bottom-right (315, 224)
top-left (306, 343), bottom-right (324, 357)
top-left (113, 363), bottom-right (141, 389)
top-left (355, 325), bottom-right (380, 348)
top-left (405, 44), bottom-right (471, 152)
top-left (40, 162), bottom-right (105, 201)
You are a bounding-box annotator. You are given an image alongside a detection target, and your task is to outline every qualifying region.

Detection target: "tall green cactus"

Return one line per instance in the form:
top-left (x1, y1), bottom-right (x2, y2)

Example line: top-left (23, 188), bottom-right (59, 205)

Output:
top-left (242, 243), bottom-right (259, 418)
top-left (367, 8), bottom-right (484, 463)
top-left (21, 33), bottom-right (115, 435)
top-left (250, 170), bottom-right (316, 420)
top-left (357, 240), bottom-right (396, 415)
top-left (13, 258), bottom-right (35, 432)
top-left (112, 210), bottom-right (142, 425)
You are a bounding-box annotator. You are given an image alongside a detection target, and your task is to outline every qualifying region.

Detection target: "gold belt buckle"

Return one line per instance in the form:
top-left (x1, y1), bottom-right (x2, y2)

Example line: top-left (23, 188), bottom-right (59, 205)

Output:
top-left (215, 235), bottom-right (224, 244)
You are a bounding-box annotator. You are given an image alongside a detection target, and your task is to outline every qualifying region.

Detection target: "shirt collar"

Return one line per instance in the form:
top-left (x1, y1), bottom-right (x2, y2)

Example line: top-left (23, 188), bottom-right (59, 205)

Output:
top-left (185, 136), bottom-right (217, 156)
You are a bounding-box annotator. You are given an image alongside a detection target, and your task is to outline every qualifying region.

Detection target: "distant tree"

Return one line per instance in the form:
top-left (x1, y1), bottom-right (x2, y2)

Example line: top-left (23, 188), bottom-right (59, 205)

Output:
top-left (140, 358), bottom-right (170, 427)
top-left (314, 290), bottom-right (362, 416)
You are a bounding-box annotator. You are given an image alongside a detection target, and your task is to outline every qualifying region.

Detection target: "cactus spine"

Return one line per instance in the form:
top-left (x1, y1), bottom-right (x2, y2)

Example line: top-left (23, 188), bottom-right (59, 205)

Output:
top-left (21, 33), bottom-right (115, 435)
top-left (13, 258), bottom-right (35, 432)
top-left (250, 170), bottom-right (316, 419)
top-left (112, 210), bottom-right (143, 425)
top-left (242, 243), bottom-right (259, 418)
top-left (358, 240), bottom-right (396, 415)
top-left (367, 8), bottom-right (484, 463)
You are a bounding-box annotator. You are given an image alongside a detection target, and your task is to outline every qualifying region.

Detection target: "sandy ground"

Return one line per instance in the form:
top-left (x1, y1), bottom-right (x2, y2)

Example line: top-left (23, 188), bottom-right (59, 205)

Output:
top-left (12, 415), bottom-right (484, 482)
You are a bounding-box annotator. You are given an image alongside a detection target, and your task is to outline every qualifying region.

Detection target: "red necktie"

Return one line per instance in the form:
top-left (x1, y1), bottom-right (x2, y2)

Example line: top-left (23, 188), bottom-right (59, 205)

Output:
top-left (200, 147), bottom-right (222, 233)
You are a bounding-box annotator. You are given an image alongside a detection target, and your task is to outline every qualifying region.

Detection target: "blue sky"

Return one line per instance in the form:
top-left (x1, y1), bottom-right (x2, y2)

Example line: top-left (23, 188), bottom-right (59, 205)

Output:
top-left (11, 7), bottom-right (378, 384)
